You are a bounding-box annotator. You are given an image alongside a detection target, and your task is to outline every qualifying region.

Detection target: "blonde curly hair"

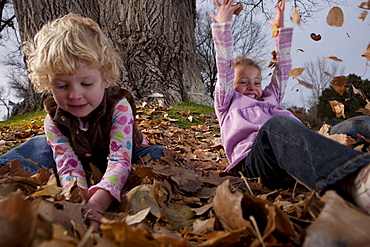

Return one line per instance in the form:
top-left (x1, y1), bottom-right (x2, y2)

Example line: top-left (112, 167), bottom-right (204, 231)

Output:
top-left (23, 13), bottom-right (121, 92)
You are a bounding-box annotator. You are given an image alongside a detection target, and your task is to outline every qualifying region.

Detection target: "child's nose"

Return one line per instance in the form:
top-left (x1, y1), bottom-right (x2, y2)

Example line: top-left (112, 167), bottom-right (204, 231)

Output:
top-left (68, 87), bottom-right (82, 99)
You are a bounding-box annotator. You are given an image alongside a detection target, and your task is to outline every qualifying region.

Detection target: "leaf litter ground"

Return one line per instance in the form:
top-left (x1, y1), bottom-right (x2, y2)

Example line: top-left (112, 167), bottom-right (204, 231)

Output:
top-left (1, 104), bottom-right (370, 247)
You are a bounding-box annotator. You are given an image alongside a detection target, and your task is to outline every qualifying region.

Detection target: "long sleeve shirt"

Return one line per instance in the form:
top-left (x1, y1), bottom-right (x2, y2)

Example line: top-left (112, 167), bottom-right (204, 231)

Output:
top-left (44, 97), bottom-right (145, 201)
top-left (212, 22), bottom-right (300, 172)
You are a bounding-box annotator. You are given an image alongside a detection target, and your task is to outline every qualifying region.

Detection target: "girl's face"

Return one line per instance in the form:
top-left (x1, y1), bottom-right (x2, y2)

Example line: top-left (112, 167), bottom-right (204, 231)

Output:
top-left (234, 65), bottom-right (263, 100)
top-left (50, 63), bottom-right (109, 121)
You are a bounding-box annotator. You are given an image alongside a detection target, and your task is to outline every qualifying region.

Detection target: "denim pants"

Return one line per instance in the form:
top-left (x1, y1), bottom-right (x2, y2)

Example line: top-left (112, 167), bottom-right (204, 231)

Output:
top-left (0, 135), bottom-right (165, 174)
top-left (243, 115), bottom-right (370, 196)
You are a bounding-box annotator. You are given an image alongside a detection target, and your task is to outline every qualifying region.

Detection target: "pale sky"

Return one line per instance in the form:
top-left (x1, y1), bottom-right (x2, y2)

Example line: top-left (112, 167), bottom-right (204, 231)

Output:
top-left (282, 1), bottom-right (370, 108)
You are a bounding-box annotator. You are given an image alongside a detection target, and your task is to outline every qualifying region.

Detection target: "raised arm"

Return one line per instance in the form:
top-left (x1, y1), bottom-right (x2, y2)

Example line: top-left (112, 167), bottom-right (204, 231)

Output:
top-left (210, 0), bottom-right (240, 113)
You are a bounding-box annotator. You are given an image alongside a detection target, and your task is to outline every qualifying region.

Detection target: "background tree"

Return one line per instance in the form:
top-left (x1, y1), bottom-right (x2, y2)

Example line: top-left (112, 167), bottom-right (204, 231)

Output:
top-left (300, 56), bottom-right (345, 114)
top-left (195, 3), bottom-right (269, 99)
top-left (316, 73), bottom-right (370, 126)
top-left (11, 0), bottom-right (213, 109)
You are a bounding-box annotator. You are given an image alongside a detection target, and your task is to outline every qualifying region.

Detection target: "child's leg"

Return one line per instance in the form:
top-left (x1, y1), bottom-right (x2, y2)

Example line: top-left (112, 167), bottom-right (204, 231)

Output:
top-left (132, 145), bottom-right (165, 164)
top-left (244, 115), bottom-right (370, 198)
top-left (0, 135), bottom-right (55, 174)
top-left (329, 115), bottom-right (370, 145)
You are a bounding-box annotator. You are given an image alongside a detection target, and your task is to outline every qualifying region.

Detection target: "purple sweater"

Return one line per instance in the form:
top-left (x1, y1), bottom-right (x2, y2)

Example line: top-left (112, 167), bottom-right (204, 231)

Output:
top-left (212, 22), bottom-right (299, 172)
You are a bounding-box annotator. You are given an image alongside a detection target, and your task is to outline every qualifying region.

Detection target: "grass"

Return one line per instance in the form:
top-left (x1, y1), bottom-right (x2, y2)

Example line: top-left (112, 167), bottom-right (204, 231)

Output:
top-left (0, 110), bottom-right (46, 127)
top-left (0, 100), bottom-right (216, 129)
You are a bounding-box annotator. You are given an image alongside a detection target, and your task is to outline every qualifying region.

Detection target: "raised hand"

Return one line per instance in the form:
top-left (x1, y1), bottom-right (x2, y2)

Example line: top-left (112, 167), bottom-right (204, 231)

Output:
top-left (268, 0), bottom-right (285, 28)
top-left (209, 0), bottom-right (241, 24)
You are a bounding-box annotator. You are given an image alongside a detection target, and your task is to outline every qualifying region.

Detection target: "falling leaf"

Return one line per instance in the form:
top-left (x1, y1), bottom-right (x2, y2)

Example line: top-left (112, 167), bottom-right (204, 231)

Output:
top-left (326, 6), bottom-right (344, 27)
top-left (268, 50), bottom-right (277, 68)
top-left (359, 2), bottom-right (370, 10)
top-left (289, 67), bottom-right (305, 78)
top-left (322, 56), bottom-right (343, 62)
top-left (358, 11), bottom-right (368, 21)
top-left (297, 48), bottom-right (304, 53)
top-left (271, 24), bottom-right (279, 37)
top-left (296, 78), bottom-right (314, 89)
top-left (329, 100), bottom-right (346, 118)
top-left (233, 2), bottom-right (243, 15)
top-left (310, 33), bottom-right (322, 41)
top-left (331, 76), bottom-right (348, 96)
top-left (324, 71), bottom-right (333, 76)
top-left (291, 7), bottom-right (301, 25)
top-left (362, 43), bottom-right (370, 60)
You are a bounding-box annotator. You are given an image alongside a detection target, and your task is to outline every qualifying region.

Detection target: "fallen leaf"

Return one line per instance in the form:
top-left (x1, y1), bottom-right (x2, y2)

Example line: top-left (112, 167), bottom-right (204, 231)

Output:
top-left (291, 7), bottom-right (301, 25)
top-left (303, 190), bottom-right (370, 247)
top-left (213, 180), bottom-right (251, 231)
top-left (310, 33), bottom-right (321, 41)
top-left (289, 67), bottom-right (305, 78)
top-left (326, 6), bottom-right (344, 27)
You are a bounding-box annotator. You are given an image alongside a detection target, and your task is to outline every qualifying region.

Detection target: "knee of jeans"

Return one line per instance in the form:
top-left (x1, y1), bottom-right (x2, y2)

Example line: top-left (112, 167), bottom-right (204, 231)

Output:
top-left (150, 146), bottom-right (165, 161)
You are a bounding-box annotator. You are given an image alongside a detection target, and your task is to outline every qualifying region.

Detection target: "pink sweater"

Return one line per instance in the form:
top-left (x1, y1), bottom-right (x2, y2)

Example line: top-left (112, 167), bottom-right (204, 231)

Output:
top-left (212, 22), bottom-right (299, 172)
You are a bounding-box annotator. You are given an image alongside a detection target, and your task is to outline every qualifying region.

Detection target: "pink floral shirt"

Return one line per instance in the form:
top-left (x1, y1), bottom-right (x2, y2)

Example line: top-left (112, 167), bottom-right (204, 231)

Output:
top-left (44, 97), bottom-right (147, 201)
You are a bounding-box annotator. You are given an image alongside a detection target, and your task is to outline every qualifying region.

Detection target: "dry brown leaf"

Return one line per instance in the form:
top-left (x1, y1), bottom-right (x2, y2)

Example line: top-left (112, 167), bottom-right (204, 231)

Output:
top-left (297, 48), bottom-right (304, 53)
top-left (331, 76), bottom-right (348, 96)
top-left (362, 43), bottom-right (370, 60)
top-left (359, 1), bottom-right (370, 10)
top-left (213, 180), bottom-right (251, 231)
top-left (322, 56), bottom-right (343, 62)
top-left (0, 193), bottom-right (37, 247)
top-left (192, 218), bottom-right (216, 234)
top-left (289, 67), bottom-right (305, 78)
top-left (310, 33), bottom-right (322, 41)
top-left (329, 100), bottom-right (346, 118)
top-left (325, 134), bottom-right (357, 146)
top-left (303, 191), bottom-right (370, 247)
top-left (318, 123), bottom-right (331, 136)
top-left (291, 7), bottom-right (301, 25)
top-left (326, 6), bottom-right (344, 27)
top-left (233, 2), bottom-right (243, 15)
top-left (359, 10), bottom-right (368, 21)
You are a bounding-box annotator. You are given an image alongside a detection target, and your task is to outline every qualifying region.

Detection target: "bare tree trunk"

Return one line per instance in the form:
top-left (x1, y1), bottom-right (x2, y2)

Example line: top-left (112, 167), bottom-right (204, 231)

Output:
top-left (12, 0), bottom-right (213, 107)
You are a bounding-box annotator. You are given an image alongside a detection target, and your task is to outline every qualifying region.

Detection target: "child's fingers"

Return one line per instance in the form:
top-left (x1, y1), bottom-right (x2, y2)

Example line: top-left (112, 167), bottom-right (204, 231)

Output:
top-left (214, 0), bottom-right (221, 8)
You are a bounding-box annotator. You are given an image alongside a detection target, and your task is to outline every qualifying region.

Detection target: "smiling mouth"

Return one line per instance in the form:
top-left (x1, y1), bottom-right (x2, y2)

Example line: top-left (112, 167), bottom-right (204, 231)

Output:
top-left (246, 94), bottom-right (256, 99)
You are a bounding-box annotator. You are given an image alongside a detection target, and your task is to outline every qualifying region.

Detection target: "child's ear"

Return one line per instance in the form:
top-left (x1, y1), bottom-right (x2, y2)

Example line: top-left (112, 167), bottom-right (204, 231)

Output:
top-left (104, 81), bottom-right (110, 88)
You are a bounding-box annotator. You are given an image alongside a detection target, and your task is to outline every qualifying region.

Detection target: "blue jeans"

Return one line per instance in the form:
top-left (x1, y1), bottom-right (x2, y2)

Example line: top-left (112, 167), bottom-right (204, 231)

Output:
top-left (243, 115), bottom-right (370, 196)
top-left (0, 135), bottom-right (165, 174)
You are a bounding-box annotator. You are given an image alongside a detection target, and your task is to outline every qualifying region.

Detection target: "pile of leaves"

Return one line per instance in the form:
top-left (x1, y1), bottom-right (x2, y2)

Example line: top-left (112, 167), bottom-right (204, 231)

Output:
top-left (1, 105), bottom-right (370, 247)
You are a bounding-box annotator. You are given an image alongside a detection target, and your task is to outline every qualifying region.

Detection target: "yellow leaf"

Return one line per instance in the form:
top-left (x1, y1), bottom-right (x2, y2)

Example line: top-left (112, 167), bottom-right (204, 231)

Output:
top-left (289, 67), bottom-right (305, 78)
top-left (272, 24), bottom-right (279, 37)
top-left (326, 6), bottom-right (344, 27)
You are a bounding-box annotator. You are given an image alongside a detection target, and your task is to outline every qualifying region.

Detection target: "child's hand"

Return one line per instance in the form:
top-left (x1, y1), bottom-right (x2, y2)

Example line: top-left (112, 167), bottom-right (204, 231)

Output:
top-left (82, 201), bottom-right (105, 231)
top-left (81, 189), bottom-right (114, 232)
top-left (209, 0), bottom-right (241, 24)
top-left (268, 0), bottom-right (285, 28)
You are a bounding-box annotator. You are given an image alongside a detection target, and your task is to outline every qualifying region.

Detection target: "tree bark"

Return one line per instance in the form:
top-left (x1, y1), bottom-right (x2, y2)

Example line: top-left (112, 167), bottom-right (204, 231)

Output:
top-left (12, 0), bottom-right (213, 107)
